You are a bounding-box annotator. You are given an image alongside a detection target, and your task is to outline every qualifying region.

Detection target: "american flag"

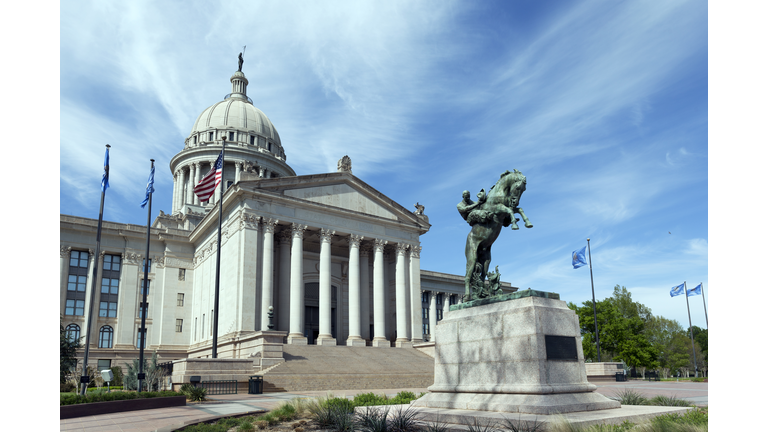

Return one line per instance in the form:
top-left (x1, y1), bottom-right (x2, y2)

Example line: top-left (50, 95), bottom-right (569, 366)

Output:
top-left (194, 151), bottom-right (223, 202)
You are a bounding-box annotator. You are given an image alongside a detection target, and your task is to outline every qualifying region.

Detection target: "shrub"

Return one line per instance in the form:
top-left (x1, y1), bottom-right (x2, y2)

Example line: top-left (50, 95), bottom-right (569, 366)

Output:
top-left (60, 390), bottom-right (179, 406)
top-left (255, 420), bottom-right (268, 429)
top-left (60, 382), bottom-right (76, 393)
top-left (353, 392), bottom-right (388, 406)
top-left (355, 406), bottom-right (390, 432)
top-left (187, 387), bottom-right (207, 402)
top-left (611, 388), bottom-right (648, 405)
top-left (239, 422), bottom-right (255, 432)
top-left (648, 395), bottom-right (693, 407)
top-left (388, 405), bottom-right (420, 432)
top-left (499, 414), bottom-right (544, 432)
top-left (324, 397), bottom-right (356, 413)
top-left (464, 417), bottom-right (499, 432)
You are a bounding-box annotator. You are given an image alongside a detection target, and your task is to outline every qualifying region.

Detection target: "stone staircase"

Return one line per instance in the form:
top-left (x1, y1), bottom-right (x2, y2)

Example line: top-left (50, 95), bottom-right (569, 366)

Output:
top-left (261, 345), bottom-right (435, 392)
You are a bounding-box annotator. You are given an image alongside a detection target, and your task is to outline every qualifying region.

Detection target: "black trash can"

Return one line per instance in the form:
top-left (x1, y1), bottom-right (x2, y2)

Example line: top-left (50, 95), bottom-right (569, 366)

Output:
top-left (615, 372), bottom-right (626, 382)
top-left (248, 375), bottom-right (263, 394)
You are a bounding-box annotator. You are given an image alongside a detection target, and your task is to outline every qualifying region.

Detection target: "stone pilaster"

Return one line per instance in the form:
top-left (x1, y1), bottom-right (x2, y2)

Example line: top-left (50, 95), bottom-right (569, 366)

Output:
top-left (277, 230), bottom-right (292, 332)
top-left (409, 245), bottom-right (423, 342)
top-left (429, 291), bottom-right (438, 342)
top-left (359, 243), bottom-right (372, 341)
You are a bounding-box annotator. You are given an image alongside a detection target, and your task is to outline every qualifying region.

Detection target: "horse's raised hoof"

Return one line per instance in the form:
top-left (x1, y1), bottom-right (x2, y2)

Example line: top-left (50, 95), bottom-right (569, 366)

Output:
top-left (525, 223), bottom-right (533, 228)
top-left (511, 225), bottom-right (519, 230)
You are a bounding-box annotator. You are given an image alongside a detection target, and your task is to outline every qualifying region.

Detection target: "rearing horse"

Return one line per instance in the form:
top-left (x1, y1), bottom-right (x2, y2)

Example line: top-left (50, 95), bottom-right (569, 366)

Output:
top-left (461, 169), bottom-right (533, 300)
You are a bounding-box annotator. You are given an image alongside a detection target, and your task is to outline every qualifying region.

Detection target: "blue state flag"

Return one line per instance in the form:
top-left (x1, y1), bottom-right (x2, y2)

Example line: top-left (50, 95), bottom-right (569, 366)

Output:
top-left (140, 165), bottom-right (155, 208)
top-left (687, 283), bottom-right (702, 297)
top-left (572, 246), bottom-right (587, 269)
top-left (101, 147), bottom-right (110, 192)
top-left (670, 283), bottom-right (685, 297)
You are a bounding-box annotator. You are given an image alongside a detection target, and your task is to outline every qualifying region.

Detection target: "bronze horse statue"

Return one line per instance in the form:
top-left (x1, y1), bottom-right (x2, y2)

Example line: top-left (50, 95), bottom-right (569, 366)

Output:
top-left (457, 169), bottom-right (533, 300)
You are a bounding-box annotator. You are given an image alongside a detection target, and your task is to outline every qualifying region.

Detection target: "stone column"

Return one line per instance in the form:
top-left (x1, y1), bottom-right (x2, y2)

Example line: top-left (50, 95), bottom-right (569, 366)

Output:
top-left (194, 162), bottom-right (202, 205)
top-left (346, 235), bottom-right (365, 346)
top-left (277, 230), bottom-right (292, 332)
top-left (287, 223), bottom-right (307, 344)
top-left (429, 291), bottom-right (438, 342)
top-left (359, 243), bottom-right (372, 341)
top-left (260, 219), bottom-right (279, 330)
top-left (372, 239), bottom-right (389, 347)
top-left (442, 294), bottom-right (451, 320)
top-left (186, 164), bottom-right (195, 206)
top-left (172, 171), bottom-right (179, 213)
top-left (395, 243), bottom-right (410, 347)
top-left (409, 245), bottom-right (423, 342)
top-left (317, 228), bottom-right (336, 345)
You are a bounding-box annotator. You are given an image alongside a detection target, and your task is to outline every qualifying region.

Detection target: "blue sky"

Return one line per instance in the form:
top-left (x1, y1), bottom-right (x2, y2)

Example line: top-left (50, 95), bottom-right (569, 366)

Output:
top-left (59, 1), bottom-right (709, 330)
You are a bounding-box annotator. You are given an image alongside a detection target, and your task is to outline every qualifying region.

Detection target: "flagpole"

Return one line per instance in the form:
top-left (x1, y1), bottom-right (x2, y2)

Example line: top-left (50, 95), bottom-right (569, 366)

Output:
top-left (212, 137), bottom-right (226, 358)
top-left (80, 144), bottom-right (110, 396)
top-left (684, 281), bottom-right (698, 378)
top-left (138, 159), bottom-right (154, 392)
top-left (700, 282), bottom-right (708, 329)
top-left (587, 238), bottom-right (601, 363)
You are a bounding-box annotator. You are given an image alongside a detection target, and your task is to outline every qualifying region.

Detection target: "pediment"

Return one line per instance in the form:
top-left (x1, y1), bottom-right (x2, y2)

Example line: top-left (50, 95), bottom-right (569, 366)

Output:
top-left (244, 173), bottom-right (428, 228)
top-left (283, 182), bottom-right (399, 220)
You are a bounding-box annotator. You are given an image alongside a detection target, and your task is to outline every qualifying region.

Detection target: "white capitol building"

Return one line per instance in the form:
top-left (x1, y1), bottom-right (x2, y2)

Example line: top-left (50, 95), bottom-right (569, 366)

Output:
top-left (60, 68), bottom-right (515, 373)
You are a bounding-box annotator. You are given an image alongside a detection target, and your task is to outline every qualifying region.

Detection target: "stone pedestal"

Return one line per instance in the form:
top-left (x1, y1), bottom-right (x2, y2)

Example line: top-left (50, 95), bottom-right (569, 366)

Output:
top-left (346, 336), bottom-right (367, 347)
top-left (412, 290), bottom-right (620, 415)
top-left (372, 338), bottom-right (390, 347)
top-left (251, 330), bottom-right (287, 370)
top-left (170, 358), bottom-right (254, 392)
top-left (316, 336), bottom-right (337, 346)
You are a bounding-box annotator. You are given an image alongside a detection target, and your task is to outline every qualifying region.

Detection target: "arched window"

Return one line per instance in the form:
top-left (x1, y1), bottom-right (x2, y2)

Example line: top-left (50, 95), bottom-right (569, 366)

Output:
top-left (65, 324), bottom-right (80, 342)
top-left (98, 325), bottom-right (113, 348)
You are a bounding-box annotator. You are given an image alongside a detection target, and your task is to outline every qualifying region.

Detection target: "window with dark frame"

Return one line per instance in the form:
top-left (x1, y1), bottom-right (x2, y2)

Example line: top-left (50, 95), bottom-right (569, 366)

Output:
top-left (136, 328), bottom-right (146, 349)
top-left (98, 325), bottom-right (113, 348)
top-left (65, 324), bottom-right (80, 342)
top-left (177, 293), bottom-right (184, 306)
top-left (209, 132), bottom-right (214, 141)
top-left (97, 359), bottom-right (111, 371)
top-left (65, 251), bottom-right (89, 316)
top-left (176, 319), bottom-right (183, 332)
top-left (142, 258), bottom-right (152, 273)
top-left (99, 254), bottom-right (121, 318)
top-left (250, 136), bottom-right (255, 145)
top-left (141, 279), bottom-right (150, 296)
top-left (229, 131), bottom-right (234, 141)
top-left (138, 302), bottom-right (149, 319)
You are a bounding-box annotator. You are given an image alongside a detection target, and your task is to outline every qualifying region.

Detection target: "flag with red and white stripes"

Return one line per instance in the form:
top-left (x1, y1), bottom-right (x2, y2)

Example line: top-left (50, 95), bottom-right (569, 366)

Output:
top-left (194, 152), bottom-right (223, 202)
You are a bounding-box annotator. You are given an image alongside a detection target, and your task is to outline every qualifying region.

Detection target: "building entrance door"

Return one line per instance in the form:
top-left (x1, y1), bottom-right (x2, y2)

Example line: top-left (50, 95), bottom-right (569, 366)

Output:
top-left (304, 282), bottom-right (338, 344)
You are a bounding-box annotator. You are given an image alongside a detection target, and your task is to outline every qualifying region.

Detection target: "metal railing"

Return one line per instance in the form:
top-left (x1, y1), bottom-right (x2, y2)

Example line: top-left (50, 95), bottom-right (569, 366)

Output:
top-left (201, 380), bottom-right (238, 395)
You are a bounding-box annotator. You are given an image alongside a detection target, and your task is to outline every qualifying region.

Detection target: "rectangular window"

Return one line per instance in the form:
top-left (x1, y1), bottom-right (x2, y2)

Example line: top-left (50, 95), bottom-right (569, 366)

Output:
top-left (209, 132), bottom-right (214, 141)
top-left (449, 295), bottom-right (457, 305)
top-left (193, 136), bottom-right (197, 144)
top-left (421, 291), bottom-right (429, 303)
top-left (67, 275), bottom-right (87, 292)
top-left (423, 323), bottom-right (430, 335)
top-left (179, 268), bottom-right (186, 281)
top-left (250, 135), bottom-right (255, 145)
top-left (176, 319), bottom-right (183, 332)
top-left (138, 302), bottom-right (149, 319)
top-left (136, 329), bottom-right (146, 349)
top-left (177, 293), bottom-right (184, 306)
top-left (437, 309), bottom-right (443, 321)
top-left (422, 308), bottom-right (429, 319)
top-left (229, 131), bottom-right (234, 141)
top-left (102, 254), bottom-right (121, 271)
top-left (97, 359), bottom-right (111, 371)
top-left (142, 258), bottom-right (152, 273)
top-left (101, 278), bottom-right (119, 295)
top-left (141, 279), bottom-right (150, 296)
top-left (98, 301), bottom-right (118, 318)
top-left (267, 142), bottom-right (272, 152)
top-left (65, 299), bottom-right (85, 316)
top-left (65, 251), bottom-right (89, 315)
top-left (436, 293), bottom-right (443, 305)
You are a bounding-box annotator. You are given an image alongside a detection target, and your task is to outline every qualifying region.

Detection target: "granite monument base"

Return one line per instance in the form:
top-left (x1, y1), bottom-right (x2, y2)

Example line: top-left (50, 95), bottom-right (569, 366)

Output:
top-left (412, 290), bottom-right (620, 415)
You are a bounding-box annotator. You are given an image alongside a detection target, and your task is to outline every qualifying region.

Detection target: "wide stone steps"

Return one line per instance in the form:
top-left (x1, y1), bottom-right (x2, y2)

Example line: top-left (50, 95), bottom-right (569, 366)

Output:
top-left (261, 345), bottom-right (435, 392)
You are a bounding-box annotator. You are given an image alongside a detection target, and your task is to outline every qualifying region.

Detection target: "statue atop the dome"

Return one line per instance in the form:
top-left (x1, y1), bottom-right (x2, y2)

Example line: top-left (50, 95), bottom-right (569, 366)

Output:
top-left (238, 52), bottom-right (244, 72)
top-left (337, 155), bottom-right (352, 173)
top-left (414, 202), bottom-right (425, 215)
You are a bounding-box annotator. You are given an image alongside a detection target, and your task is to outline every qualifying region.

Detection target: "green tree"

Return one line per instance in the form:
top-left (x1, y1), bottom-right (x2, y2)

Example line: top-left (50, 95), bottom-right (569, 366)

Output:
top-left (60, 318), bottom-right (81, 383)
top-left (568, 286), bottom-right (658, 370)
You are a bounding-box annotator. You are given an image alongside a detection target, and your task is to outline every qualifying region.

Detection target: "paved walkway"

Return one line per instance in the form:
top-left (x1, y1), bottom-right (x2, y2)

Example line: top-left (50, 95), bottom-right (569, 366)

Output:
top-left (58, 381), bottom-right (707, 432)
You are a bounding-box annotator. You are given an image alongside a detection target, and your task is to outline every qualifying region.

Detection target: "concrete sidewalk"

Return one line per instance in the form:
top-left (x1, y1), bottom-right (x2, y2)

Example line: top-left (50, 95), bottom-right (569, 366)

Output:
top-left (58, 381), bottom-right (707, 432)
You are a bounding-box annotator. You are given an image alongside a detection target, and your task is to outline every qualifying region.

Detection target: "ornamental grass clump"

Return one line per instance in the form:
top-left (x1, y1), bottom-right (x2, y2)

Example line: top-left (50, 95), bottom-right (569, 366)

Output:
top-left (388, 405), bottom-right (420, 432)
top-left (612, 388), bottom-right (648, 405)
top-left (355, 406), bottom-right (390, 432)
top-left (499, 414), bottom-right (545, 432)
top-left (464, 417), bottom-right (499, 432)
top-left (648, 395), bottom-right (693, 407)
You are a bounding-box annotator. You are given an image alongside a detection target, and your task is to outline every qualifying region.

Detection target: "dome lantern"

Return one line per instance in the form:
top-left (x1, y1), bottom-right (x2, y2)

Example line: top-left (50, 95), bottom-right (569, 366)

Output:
top-left (229, 71), bottom-right (250, 102)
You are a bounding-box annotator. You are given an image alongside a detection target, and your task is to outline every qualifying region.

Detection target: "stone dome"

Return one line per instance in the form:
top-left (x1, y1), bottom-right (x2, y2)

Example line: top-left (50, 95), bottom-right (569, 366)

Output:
top-left (183, 71), bottom-right (284, 157)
